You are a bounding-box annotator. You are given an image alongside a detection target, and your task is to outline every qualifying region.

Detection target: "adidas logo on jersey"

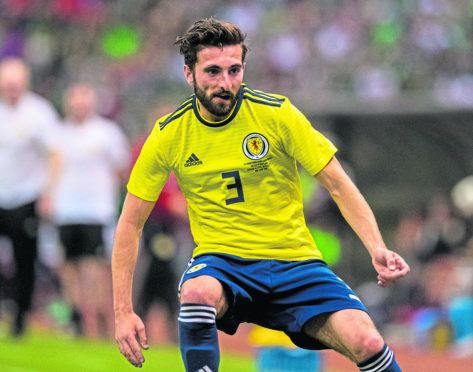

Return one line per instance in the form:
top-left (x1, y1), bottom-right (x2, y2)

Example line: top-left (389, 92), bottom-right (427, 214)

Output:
top-left (184, 153), bottom-right (203, 167)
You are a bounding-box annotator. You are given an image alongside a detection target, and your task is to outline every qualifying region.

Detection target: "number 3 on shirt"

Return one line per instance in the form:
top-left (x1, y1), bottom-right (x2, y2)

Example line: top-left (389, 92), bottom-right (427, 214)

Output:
top-left (222, 171), bottom-right (245, 205)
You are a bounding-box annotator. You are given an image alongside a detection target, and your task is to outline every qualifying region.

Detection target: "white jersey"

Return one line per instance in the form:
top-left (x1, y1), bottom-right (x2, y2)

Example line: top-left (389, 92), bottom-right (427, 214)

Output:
top-left (52, 115), bottom-right (129, 225)
top-left (0, 92), bottom-right (59, 209)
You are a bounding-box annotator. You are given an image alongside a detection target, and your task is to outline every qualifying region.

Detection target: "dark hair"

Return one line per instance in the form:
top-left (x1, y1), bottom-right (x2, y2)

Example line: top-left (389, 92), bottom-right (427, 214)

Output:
top-left (174, 18), bottom-right (248, 71)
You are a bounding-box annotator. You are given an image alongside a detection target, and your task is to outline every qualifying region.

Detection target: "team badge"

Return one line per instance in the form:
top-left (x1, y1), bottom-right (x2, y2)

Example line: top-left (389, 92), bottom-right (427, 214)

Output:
top-left (242, 133), bottom-right (269, 160)
top-left (187, 263), bottom-right (207, 274)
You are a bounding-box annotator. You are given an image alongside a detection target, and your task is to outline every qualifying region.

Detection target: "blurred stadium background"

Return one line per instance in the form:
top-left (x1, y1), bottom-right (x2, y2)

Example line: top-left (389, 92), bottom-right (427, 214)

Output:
top-left (1, 1), bottom-right (473, 371)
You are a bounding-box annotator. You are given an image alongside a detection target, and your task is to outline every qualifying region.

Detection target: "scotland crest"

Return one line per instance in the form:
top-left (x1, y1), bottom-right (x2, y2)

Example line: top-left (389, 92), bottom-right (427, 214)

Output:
top-left (242, 133), bottom-right (269, 160)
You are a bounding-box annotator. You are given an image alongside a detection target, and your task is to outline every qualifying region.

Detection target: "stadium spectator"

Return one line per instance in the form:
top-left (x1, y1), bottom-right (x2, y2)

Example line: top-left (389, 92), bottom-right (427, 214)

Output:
top-left (0, 57), bottom-right (60, 336)
top-left (112, 18), bottom-right (409, 371)
top-left (47, 83), bottom-right (129, 338)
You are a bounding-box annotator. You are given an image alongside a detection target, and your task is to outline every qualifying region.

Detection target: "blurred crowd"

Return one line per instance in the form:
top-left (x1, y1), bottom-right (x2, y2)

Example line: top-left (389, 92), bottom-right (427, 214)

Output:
top-left (1, 0), bottom-right (473, 139)
top-left (347, 192), bottom-right (473, 358)
top-left (302, 168), bottom-right (473, 356)
top-left (0, 0), bottom-right (473, 357)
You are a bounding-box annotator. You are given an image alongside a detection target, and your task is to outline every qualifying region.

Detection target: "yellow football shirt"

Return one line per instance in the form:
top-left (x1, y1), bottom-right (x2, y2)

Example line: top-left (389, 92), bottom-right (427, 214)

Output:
top-left (128, 85), bottom-right (337, 260)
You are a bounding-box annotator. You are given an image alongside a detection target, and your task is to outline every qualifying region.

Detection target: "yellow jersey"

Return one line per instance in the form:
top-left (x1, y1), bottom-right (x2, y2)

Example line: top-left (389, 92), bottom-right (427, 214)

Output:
top-left (128, 85), bottom-right (337, 260)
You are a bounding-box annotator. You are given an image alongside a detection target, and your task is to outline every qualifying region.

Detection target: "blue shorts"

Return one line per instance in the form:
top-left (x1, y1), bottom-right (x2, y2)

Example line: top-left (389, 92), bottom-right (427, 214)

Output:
top-left (179, 253), bottom-right (368, 350)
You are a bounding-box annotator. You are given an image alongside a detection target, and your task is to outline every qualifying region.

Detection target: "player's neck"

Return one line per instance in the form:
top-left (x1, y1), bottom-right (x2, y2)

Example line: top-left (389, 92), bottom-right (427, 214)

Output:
top-left (196, 99), bottom-right (237, 123)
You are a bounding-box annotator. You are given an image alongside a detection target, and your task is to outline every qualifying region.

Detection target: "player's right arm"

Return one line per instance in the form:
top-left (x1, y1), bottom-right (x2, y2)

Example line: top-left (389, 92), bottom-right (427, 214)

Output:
top-left (112, 192), bottom-right (155, 368)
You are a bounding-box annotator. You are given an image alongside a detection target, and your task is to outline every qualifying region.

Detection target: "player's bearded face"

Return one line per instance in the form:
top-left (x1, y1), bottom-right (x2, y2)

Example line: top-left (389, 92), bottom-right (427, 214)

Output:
top-left (187, 45), bottom-right (245, 121)
top-left (193, 74), bottom-right (239, 119)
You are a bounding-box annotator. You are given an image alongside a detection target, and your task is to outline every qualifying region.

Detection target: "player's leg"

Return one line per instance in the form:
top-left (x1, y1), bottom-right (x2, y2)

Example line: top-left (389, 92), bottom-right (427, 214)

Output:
top-left (77, 224), bottom-right (109, 339)
top-left (58, 225), bottom-right (84, 335)
top-left (58, 261), bottom-right (82, 332)
top-left (78, 256), bottom-right (103, 338)
top-left (10, 202), bottom-right (38, 336)
top-left (304, 309), bottom-right (401, 371)
top-left (179, 275), bottom-right (228, 372)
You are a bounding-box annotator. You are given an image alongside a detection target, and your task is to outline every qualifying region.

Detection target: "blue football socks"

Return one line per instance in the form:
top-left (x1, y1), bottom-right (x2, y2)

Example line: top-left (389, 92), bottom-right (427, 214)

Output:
top-left (357, 344), bottom-right (402, 372)
top-left (179, 303), bottom-right (219, 372)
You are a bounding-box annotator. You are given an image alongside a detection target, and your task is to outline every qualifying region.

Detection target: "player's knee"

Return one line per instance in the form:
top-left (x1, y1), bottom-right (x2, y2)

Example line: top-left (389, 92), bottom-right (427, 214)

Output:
top-left (180, 276), bottom-right (224, 308)
top-left (357, 331), bottom-right (385, 362)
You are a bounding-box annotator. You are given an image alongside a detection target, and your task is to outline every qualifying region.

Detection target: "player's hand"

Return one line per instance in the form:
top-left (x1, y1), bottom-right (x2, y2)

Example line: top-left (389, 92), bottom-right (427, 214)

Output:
top-left (115, 312), bottom-right (149, 368)
top-left (372, 248), bottom-right (410, 288)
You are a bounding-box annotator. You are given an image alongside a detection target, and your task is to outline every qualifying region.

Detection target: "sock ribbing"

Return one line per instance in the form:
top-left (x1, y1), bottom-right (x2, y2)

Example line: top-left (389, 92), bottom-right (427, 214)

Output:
top-left (357, 344), bottom-right (401, 372)
top-left (179, 303), bottom-right (219, 372)
top-left (179, 303), bottom-right (217, 326)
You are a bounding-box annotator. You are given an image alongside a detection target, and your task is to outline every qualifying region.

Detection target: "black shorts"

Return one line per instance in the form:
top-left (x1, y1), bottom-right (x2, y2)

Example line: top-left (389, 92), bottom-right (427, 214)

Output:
top-left (58, 224), bottom-right (105, 260)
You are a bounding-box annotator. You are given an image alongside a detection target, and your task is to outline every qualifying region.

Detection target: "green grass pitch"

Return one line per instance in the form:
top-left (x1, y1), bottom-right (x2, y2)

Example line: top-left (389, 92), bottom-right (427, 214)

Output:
top-left (0, 328), bottom-right (256, 372)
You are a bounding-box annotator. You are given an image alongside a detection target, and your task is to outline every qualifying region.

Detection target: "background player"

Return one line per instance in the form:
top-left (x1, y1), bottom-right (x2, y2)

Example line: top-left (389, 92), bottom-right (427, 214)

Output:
top-left (48, 83), bottom-right (129, 338)
top-left (0, 58), bottom-right (59, 336)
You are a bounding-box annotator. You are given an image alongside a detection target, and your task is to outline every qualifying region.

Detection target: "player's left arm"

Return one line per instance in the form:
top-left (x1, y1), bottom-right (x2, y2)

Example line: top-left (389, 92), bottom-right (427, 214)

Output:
top-left (315, 156), bottom-right (410, 287)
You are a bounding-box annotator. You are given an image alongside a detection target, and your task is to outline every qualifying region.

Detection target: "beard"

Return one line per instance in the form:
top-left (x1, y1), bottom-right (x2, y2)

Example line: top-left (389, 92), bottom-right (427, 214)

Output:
top-left (194, 82), bottom-right (239, 120)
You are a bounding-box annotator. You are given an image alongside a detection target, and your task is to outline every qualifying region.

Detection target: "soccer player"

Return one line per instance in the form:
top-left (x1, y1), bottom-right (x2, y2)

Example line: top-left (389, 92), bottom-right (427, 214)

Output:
top-left (49, 83), bottom-right (129, 338)
top-left (112, 18), bottom-right (410, 371)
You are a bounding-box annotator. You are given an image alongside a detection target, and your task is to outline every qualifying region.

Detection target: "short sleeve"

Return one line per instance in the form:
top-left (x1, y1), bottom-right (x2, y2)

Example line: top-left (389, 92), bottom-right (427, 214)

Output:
top-left (127, 126), bottom-right (171, 202)
top-left (34, 96), bottom-right (61, 152)
top-left (278, 100), bottom-right (337, 175)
